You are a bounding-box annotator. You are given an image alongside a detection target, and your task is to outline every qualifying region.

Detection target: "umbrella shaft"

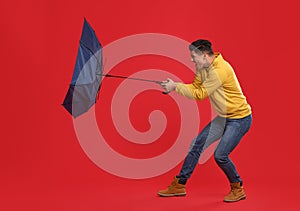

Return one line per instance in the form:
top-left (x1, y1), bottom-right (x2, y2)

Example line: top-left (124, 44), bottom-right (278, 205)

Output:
top-left (101, 74), bottom-right (162, 84)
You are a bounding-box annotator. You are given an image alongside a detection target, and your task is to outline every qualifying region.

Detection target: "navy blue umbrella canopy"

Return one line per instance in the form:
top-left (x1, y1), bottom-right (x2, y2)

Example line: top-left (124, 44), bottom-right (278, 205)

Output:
top-left (62, 18), bottom-right (103, 118)
top-left (62, 18), bottom-right (168, 118)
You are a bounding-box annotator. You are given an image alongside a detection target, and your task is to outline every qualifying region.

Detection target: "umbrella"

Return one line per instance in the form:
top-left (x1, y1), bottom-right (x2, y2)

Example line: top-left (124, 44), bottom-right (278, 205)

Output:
top-left (62, 18), bottom-right (103, 118)
top-left (62, 18), bottom-right (167, 118)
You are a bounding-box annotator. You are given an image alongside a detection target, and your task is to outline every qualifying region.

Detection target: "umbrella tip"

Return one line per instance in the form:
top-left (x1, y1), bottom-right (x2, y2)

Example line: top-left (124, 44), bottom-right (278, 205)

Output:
top-left (83, 17), bottom-right (91, 26)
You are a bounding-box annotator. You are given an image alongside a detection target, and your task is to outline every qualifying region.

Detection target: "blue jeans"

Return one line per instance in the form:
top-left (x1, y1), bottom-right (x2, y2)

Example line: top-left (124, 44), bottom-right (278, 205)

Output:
top-left (177, 114), bottom-right (252, 185)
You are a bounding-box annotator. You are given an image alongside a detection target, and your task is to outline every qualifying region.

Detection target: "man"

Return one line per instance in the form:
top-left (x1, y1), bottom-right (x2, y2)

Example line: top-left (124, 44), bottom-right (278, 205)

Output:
top-left (158, 39), bottom-right (252, 202)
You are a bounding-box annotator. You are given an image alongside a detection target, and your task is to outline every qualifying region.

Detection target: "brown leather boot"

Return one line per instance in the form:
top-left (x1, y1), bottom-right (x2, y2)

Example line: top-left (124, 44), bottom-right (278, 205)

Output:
top-left (223, 182), bottom-right (246, 202)
top-left (158, 177), bottom-right (186, 197)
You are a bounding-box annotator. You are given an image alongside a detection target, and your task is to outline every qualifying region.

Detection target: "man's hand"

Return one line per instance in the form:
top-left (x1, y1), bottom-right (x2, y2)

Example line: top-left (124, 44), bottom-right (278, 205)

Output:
top-left (161, 78), bottom-right (176, 92)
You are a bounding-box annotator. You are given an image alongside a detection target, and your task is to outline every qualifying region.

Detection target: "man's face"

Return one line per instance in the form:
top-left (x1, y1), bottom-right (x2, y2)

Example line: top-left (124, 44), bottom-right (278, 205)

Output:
top-left (190, 50), bottom-right (208, 69)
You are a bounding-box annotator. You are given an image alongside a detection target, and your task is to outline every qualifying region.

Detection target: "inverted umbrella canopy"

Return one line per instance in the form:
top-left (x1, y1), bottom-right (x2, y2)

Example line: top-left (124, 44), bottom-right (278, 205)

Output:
top-left (62, 19), bottom-right (170, 118)
top-left (62, 18), bottom-right (103, 118)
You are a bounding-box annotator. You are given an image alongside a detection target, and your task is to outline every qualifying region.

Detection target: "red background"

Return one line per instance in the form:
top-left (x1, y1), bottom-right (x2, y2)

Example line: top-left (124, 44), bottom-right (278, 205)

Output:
top-left (1, 0), bottom-right (299, 210)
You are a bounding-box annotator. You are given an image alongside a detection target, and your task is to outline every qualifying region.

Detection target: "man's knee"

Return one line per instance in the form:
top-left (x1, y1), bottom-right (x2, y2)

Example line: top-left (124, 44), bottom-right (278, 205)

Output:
top-left (214, 152), bottom-right (228, 165)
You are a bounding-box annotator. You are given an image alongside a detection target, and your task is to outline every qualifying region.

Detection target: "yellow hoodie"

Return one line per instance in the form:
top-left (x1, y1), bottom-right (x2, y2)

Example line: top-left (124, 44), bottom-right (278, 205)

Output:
top-left (175, 53), bottom-right (251, 118)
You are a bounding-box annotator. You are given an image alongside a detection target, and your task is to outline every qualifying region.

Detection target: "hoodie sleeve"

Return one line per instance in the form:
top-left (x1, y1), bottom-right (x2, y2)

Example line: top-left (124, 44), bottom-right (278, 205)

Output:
top-left (175, 68), bottom-right (224, 100)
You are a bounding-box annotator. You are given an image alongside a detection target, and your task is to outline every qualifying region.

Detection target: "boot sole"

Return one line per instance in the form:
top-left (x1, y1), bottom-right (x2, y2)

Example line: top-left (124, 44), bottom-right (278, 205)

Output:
top-left (223, 195), bottom-right (246, 202)
top-left (158, 192), bottom-right (186, 197)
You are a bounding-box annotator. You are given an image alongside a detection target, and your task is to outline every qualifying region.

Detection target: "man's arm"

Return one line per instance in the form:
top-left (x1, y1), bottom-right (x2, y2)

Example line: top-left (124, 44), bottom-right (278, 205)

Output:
top-left (162, 69), bottom-right (223, 100)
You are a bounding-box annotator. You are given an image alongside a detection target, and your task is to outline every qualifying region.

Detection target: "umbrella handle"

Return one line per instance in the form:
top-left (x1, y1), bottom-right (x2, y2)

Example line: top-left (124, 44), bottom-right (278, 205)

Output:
top-left (155, 81), bottom-right (170, 95)
top-left (155, 82), bottom-right (171, 95)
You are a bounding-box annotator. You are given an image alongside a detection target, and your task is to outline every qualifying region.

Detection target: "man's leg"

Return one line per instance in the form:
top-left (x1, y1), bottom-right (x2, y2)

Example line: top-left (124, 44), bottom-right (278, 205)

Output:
top-left (176, 116), bottom-right (226, 185)
top-left (158, 116), bottom-right (226, 197)
top-left (214, 114), bottom-right (252, 202)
